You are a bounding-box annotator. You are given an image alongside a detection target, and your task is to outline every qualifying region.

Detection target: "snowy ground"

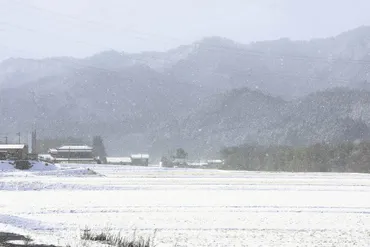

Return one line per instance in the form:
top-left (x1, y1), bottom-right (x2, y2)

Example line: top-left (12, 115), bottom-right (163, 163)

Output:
top-left (1, 164), bottom-right (370, 246)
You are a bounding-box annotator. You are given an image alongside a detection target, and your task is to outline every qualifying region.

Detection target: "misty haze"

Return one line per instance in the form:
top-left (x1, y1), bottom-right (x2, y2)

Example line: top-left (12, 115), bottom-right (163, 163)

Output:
top-left (1, 1), bottom-right (370, 246)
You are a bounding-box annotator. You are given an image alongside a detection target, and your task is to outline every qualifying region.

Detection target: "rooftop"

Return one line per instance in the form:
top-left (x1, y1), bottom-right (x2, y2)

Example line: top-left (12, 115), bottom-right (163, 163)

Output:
top-left (0, 144), bottom-right (27, 150)
top-left (207, 160), bottom-right (224, 163)
top-left (106, 157), bottom-right (132, 163)
top-left (58, 145), bottom-right (93, 151)
top-left (131, 154), bottom-right (149, 159)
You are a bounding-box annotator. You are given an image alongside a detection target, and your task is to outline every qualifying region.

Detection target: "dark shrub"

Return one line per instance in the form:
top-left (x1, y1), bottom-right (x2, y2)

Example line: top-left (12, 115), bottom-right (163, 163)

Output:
top-left (14, 160), bottom-right (33, 170)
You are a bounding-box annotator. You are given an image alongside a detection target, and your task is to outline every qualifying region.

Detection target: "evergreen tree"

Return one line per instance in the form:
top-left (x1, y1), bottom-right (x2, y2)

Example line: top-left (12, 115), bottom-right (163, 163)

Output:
top-left (173, 148), bottom-right (188, 159)
top-left (92, 136), bottom-right (107, 163)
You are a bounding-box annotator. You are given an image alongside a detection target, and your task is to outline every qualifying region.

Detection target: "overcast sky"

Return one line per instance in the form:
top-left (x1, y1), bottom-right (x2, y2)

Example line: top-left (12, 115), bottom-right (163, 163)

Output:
top-left (0, 0), bottom-right (370, 61)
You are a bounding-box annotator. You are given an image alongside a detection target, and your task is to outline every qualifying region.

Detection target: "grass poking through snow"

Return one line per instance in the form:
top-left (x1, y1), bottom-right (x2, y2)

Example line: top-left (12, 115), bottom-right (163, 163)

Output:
top-left (81, 228), bottom-right (154, 247)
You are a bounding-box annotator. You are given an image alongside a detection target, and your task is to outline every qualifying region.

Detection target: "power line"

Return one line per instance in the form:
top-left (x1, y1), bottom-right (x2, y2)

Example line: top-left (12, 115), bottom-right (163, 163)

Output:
top-left (0, 18), bottom-right (368, 102)
top-left (0, 21), bottom-right (114, 51)
top-left (0, 41), bottom-right (367, 94)
top-left (1, 0), bottom-right (370, 82)
top-left (5, 0), bottom-right (370, 66)
top-left (0, 18), bottom-right (367, 85)
top-left (0, 2), bottom-right (369, 90)
top-left (1, 14), bottom-right (369, 67)
top-left (9, 0), bottom-right (180, 43)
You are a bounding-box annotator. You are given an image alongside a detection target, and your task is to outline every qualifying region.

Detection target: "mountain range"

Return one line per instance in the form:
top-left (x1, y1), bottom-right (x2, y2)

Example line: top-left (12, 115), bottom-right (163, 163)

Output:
top-left (1, 26), bottom-right (370, 158)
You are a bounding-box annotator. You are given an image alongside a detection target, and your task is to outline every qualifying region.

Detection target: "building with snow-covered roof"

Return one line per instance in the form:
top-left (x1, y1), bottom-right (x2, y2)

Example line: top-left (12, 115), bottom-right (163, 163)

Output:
top-left (106, 157), bottom-right (132, 165)
top-left (0, 144), bottom-right (29, 160)
top-left (206, 159), bottom-right (224, 168)
top-left (58, 145), bottom-right (93, 151)
top-left (207, 160), bottom-right (224, 165)
top-left (50, 145), bottom-right (96, 164)
top-left (130, 154), bottom-right (149, 166)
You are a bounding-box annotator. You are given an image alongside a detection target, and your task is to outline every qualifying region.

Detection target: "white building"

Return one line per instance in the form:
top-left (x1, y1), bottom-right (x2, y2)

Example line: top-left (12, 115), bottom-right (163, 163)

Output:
top-left (131, 154), bottom-right (149, 166)
top-left (0, 144), bottom-right (29, 160)
top-left (106, 157), bottom-right (132, 165)
top-left (50, 145), bottom-right (96, 164)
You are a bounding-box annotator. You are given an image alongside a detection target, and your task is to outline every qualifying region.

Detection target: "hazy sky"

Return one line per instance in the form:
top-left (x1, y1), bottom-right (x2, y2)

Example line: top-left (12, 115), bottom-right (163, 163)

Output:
top-left (0, 0), bottom-right (370, 60)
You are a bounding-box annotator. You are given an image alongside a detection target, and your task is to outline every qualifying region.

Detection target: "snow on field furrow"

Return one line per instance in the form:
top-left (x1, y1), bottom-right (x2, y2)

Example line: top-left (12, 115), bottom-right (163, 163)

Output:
top-left (17, 228), bottom-right (370, 247)
top-left (15, 228), bottom-right (369, 247)
top-left (5, 206), bottom-right (370, 215)
top-left (3, 175), bottom-right (370, 191)
top-left (0, 182), bottom-right (98, 191)
top-left (154, 229), bottom-right (370, 247)
top-left (20, 209), bottom-right (369, 230)
top-left (0, 214), bottom-right (63, 231)
top-left (60, 164), bottom-right (370, 177)
top-left (2, 166), bottom-right (370, 246)
top-left (2, 190), bottom-right (370, 209)
top-left (2, 181), bottom-right (370, 191)
top-left (4, 175), bottom-right (370, 186)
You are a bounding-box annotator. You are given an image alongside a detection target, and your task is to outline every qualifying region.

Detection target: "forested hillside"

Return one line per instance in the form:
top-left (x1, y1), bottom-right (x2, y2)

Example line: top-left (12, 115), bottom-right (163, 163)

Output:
top-left (221, 141), bottom-right (370, 173)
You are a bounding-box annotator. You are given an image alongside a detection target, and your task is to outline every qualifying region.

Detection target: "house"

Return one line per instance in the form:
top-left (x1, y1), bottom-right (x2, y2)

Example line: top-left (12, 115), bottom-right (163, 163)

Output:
top-left (106, 157), bottom-right (132, 165)
top-left (50, 145), bottom-right (96, 164)
top-left (188, 160), bottom-right (208, 167)
top-left (183, 159), bottom-right (223, 169)
top-left (130, 154), bottom-right (149, 166)
top-left (207, 159), bottom-right (224, 165)
top-left (206, 159), bottom-right (224, 168)
top-left (0, 144), bottom-right (29, 160)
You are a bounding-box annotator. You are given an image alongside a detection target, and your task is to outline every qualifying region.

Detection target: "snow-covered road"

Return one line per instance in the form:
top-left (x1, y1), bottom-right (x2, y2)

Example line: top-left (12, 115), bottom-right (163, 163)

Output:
top-left (1, 164), bottom-right (370, 246)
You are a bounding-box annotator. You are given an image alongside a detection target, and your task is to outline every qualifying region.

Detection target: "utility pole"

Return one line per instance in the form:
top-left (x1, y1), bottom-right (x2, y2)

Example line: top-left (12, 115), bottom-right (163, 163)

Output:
top-left (33, 129), bottom-right (37, 153)
top-left (17, 132), bottom-right (21, 144)
top-left (0, 133), bottom-right (9, 144)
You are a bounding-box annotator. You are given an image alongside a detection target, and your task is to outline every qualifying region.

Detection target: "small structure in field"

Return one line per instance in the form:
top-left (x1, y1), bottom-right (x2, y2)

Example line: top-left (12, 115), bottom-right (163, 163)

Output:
top-left (38, 154), bottom-right (55, 163)
top-left (50, 145), bottom-right (96, 164)
top-left (172, 158), bottom-right (189, 167)
top-left (187, 160), bottom-right (208, 167)
top-left (130, 154), bottom-right (149, 166)
top-left (0, 144), bottom-right (29, 160)
top-left (106, 157), bottom-right (132, 165)
top-left (207, 159), bottom-right (224, 165)
top-left (206, 159), bottom-right (224, 168)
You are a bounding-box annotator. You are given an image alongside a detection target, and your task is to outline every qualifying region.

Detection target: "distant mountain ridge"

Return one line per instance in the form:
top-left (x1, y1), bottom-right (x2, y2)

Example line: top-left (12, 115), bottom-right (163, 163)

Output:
top-left (2, 27), bottom-right (370, 157)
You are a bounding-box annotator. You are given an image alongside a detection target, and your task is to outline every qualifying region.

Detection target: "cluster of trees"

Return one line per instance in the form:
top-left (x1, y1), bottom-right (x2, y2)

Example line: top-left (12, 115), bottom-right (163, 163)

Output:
top-left (92, 136), bottom-right (107, 163)
top-left (161, 148), bottom-right (188, 168)
top-left (221, 141), bottom-right (370, 173)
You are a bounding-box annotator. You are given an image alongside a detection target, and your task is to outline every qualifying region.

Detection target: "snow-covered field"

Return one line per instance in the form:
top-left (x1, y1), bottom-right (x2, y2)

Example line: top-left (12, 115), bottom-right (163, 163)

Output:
top-left (1, 164), bottom-right (370, 246)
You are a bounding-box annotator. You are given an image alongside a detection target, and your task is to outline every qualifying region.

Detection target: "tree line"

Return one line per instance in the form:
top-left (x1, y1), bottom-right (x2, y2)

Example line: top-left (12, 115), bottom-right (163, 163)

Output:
top-left (220, 141), bottom-right (370, 173)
